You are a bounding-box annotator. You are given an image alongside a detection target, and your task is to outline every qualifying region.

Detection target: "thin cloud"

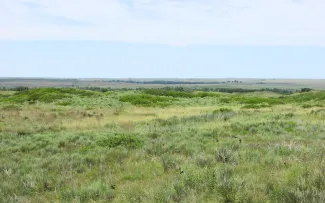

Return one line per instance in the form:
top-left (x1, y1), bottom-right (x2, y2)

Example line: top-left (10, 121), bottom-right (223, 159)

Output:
top-left (0, 0), bottom-right (324, 45)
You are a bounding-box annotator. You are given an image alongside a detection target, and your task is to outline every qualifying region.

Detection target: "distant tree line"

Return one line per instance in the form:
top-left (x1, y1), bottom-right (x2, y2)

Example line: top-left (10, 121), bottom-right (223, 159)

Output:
top-left (0, 86), bottom-right (313, 95)
top-left (0, 86), bottom-right (29, 91)
top-left (138, 87), bottom-right (295, 94)
top-left (214, 88), bottom-right (294, 94)
top-left (106, 80), bottom-right (242, 85)
top-left (79, 86), bottom-right (112, 92)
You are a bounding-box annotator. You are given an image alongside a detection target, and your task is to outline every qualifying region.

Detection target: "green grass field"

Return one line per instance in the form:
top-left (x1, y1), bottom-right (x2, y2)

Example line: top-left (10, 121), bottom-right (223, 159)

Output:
top-left (1, 86), bottom-right (325, 202)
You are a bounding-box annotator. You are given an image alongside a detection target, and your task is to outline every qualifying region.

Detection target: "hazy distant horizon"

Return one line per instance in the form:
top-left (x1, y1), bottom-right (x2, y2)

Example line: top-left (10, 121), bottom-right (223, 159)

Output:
top-left (1, 77), bottom-right (325, 80)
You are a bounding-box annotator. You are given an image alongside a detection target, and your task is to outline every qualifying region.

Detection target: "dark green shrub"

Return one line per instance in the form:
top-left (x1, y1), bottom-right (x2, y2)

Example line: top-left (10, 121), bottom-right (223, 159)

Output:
top-left (12, 86), bottom-right (29, 91)
top-left (119, 94), bottom-right (176, 107)
top-left (301, 88), bottom-right (313, 92)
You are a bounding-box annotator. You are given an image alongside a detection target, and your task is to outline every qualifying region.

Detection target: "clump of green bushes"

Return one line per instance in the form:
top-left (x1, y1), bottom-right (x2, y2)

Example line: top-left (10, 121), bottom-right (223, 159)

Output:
top-left (216, 91), bottom-right (325, 108)
top-left (119, 94), bottom-right (177, 107)
top-left (286, 91), bottom-right (325, 103)
top-left (300, 88), bottom-right (313, 92)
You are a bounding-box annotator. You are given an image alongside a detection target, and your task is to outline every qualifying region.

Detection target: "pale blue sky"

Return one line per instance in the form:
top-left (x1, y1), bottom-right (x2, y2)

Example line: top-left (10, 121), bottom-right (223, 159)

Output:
top-left (0, 0), bottom-right (324, 78)
top-left (1, 42), bottom-right (324, 78)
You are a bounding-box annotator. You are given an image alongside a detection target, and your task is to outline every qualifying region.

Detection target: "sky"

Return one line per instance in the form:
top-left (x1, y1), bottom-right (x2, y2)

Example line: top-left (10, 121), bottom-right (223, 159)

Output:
top-left (0, 0), bottom-right (325, 78)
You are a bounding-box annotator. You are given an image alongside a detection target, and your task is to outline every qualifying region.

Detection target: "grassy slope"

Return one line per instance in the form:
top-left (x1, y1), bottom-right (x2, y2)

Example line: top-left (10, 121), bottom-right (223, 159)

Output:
top-left (1, 88), bottom-right (325, 202)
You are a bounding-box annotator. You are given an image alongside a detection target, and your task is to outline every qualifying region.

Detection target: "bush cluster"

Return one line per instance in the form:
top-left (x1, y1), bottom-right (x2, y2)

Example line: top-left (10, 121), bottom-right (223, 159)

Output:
top-left (119, 94), bottom-right (177, 107)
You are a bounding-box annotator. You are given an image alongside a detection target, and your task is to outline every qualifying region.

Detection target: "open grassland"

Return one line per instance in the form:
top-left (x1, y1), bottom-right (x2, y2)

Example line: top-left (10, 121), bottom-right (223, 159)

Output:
top-left (1, 87), bottom-right (325, 202)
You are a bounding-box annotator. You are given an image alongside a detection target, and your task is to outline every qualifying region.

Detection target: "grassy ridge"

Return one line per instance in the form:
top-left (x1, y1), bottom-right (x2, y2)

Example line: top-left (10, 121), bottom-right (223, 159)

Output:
top-left (5, 88), bottom-right (100, 103)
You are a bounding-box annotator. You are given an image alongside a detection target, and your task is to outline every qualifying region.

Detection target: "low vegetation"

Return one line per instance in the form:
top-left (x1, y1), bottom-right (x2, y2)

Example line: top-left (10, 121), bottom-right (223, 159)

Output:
top-left (1, 87), bottom-right (325, 202)
top-left (5, 88), bottom-right (99, 104)
top-left (119, 93), bottom-right (177, 107)
top-left (143, 88), bottom-right (220, 98)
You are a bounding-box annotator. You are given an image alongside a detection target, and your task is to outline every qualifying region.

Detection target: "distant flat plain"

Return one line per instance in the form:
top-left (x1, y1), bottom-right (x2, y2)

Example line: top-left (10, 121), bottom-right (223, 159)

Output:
top-left (1, 78), bottom-right (325, 89)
